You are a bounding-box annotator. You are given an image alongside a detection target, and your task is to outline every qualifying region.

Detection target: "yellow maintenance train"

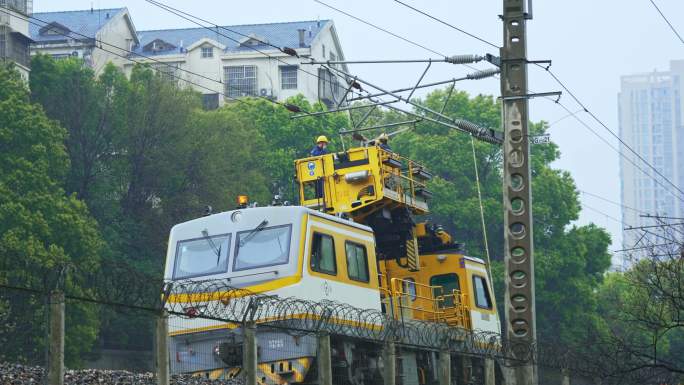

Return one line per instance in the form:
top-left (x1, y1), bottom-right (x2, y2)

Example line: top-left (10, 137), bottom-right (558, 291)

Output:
top-left (163, 144), bottom-right (500, 384)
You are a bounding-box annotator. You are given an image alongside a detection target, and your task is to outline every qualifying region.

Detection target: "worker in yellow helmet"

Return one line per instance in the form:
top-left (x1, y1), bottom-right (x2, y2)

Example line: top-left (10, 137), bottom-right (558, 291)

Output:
top-left (310, 135), bottom-right (330, 156)
top-left (378, 133), bottom-right (392, 151)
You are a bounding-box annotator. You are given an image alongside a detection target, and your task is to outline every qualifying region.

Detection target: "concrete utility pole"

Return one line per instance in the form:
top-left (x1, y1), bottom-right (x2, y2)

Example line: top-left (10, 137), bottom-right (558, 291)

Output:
top-left (500, 0), bottom-right (538, 384)
top-left (46, 291), bottom-right (65, 385)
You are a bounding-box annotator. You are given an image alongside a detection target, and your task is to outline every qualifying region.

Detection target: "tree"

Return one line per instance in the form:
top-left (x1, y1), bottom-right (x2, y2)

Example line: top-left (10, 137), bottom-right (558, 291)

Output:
top-left (379, 88), bottom-right (612, 352)
top-left (0, 65), bottom-right (103, 366)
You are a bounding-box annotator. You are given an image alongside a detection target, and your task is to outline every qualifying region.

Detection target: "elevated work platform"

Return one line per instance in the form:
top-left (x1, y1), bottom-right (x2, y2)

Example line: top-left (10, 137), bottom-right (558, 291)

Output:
top-left (295, 146), bottom-right (432, 220)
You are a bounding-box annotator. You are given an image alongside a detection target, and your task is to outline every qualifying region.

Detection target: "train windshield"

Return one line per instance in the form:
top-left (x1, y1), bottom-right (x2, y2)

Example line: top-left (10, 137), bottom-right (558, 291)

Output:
top-left (173, 234), bottom-right (231, 279)
top-left (234, 224), bottom-right (292, 271)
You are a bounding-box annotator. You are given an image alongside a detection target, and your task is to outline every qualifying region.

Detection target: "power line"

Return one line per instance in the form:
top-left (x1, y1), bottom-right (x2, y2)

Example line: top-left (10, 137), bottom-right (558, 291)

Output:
top-left (143, 0), bottom-right (339, 98)
top-left (392, 0), bottom-right (499, 49)
top-left (313, 0), bottom-right (488, 75)
top-left (537, 66), bottom-right (684, 202)
top-left (547, 97), bottom-right (684, 204)
top-left (377, 0), bottom-right (684, 203)
top-left (3, 8), bottom-right (307, 112)
top-left (579, 190), bottom-right (648, 215)
top-left (647, 0), bottom-right (684, 45)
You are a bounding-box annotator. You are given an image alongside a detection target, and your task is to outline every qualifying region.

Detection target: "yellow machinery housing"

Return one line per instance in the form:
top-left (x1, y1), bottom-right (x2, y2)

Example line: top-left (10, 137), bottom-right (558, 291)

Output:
top-left (295, 145), bottom-right (499, 332)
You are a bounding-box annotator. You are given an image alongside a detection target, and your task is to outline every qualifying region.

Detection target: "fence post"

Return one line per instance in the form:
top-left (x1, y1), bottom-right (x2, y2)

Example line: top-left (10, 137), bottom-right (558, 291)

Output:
top-left (317, 333), bottom-right (333, 385)
top-left (46, 290), bottom-right (65, 385)
top-left (461, 355), bottom-right (473, 385)
top-left (383, 341), bottom-right (396, 385)
top-left (155, 310), bottom-right (169, 385)
top-left (561, 368), bottom-right (570, 385)
top-left (243, 322), bottom-right (258, 385)
top-left (485, 358), bottom-right (496, 385)
top-left (438, 349), bottom-right (451, 385)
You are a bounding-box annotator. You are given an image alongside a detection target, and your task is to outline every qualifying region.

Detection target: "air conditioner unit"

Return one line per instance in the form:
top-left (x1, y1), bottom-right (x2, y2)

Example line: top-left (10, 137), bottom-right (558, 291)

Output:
top-left (260, 88), bottom-right (272, 97)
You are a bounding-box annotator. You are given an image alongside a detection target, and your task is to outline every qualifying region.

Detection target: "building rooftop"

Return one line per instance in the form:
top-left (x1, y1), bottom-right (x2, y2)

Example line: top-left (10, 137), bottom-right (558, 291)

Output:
top-left (30, 8), bottom-right (127, 42)
top-left (134, 19), bottom-right (331, 56)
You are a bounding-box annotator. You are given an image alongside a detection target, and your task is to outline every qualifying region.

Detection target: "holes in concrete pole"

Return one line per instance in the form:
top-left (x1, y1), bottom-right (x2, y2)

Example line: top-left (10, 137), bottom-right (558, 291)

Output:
top-left (509, 222), bottom-right (526, 239)
top-left (510, 174), bottom-right (524, 191)
top-left (513, 327), bottom-right (528, 337)
top-left (512, 120), bottom-right (521, 126)
top-left (508, 149), bottom-right (525, 168)
top-left (511, 36), bottom-right (520, 43)
top-left (510, 20), bottom-right (520, 27)
top-left (511, 247), bottom-right (526, 263)
top-left (512, 294), bottom-right (527, 303)
top-left (510, 128), bottom-right (523, 143)
top-left (513, 304), bottom-right (527, 313)
top-left (511, 270), bottom-right (526, 281)
top-left (511, 197), bottom-right (525, 215)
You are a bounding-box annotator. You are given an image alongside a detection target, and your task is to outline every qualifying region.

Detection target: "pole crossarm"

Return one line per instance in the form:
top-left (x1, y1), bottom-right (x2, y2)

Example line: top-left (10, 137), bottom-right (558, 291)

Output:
top-left (302, 54), bottom-right (486, 65)
top-left (322, 65), bottom-right (503, 144)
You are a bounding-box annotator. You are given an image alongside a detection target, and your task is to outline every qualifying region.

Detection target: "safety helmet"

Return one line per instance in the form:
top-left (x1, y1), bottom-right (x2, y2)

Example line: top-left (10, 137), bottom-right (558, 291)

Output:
top-left (316, 135), bottom-right (329, 144)
top-left (378, 133), bottom-right (389, 142)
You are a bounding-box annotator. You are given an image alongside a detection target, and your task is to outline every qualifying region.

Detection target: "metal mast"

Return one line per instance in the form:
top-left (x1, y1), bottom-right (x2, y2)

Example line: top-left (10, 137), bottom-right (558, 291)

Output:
top-left (500, 0), bottom-right (538, 384)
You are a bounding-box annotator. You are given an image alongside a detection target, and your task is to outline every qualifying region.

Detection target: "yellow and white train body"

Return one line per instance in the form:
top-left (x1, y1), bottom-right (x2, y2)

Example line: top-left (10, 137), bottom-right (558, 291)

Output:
top-left (164, 206), bottom-right (381, 380)
top-left (163, 145), bottom-right (501, 384)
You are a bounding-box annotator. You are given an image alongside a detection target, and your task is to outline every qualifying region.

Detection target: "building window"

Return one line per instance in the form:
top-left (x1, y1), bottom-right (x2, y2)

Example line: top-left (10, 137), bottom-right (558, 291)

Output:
top-left (202, 93), bottom-right (219, 110)
top-left (201, 46), bottom-right (213, 58)
top-left (280, 65), bottom-right (298, 90)
top-left (151, 62), bottom-right (181, 83)
top-left (310, 233), bottom-right (336, 275)
top-left (345, 241), bottom-right (369, 282)
top-left (225, 65), bottom-right (258, 97)
top-left (322, 44), bottom-right (326, 58)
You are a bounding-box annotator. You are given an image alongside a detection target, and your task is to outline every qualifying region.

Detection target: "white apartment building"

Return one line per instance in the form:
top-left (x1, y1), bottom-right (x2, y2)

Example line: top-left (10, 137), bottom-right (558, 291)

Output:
top-left (30, 7), bottom-right (347, 109)
top-left (129, 20), bottom-right (346, 109)
top-left (618, 60), bottom-right (684, 250)
top-left (30, 7), bottom-right (138, 75)
top-left (0, 0), bottom-right (32, 79)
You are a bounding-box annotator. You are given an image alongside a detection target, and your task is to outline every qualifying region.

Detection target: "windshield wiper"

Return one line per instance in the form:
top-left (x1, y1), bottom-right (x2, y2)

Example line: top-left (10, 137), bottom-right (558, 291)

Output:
top-left (239, 219), bottom-right (269, 247)
top-left (201, 229), bottom-right (222, 261)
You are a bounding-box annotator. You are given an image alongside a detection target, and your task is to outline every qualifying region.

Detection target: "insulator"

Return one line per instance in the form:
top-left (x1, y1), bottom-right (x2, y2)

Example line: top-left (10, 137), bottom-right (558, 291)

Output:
top-left (467, 68), bottom-right (500, 80)
top-left (445, 54), bottom-right (484, 64)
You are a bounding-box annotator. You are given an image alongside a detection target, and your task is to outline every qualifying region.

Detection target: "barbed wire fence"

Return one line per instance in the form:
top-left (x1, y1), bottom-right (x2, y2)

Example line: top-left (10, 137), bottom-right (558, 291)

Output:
top-left (1, 257), bottom-right (680, 385)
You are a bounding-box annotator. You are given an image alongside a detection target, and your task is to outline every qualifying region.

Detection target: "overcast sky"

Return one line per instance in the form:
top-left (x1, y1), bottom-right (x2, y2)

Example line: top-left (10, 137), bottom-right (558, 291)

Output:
top-left (34, 0), bottom-right (684, 260)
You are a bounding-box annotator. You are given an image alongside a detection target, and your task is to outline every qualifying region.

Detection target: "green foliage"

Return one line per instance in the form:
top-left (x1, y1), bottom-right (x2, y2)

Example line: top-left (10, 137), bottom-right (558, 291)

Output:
top-left (0, 64), bottom-right (103, 366)
top-left (18, 54), bottom-right (619, 366)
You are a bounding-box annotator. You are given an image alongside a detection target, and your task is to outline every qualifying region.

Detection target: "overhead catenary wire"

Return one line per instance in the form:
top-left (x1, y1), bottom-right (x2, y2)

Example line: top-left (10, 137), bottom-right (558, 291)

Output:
top-left (535, 65), bottom-right (684, 203)
top-left (142, 0), bottom-right (341, 100)
top-left (647, 0), bottom-right (684, 45)
top-left (547, 97), bottom-right (684, 204)
top-left (379, 0), bottom-right (684, 204)
top-left (1, 7), bottom-right (309, 113)
top-left (392, 0), bottom-right (499, 49)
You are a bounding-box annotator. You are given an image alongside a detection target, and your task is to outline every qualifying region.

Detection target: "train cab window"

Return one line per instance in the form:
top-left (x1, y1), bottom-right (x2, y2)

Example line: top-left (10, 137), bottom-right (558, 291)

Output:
top-left (173, 234), bottom-right (231, 279)
top-left (473, 275), bottom-right (493, 309)
top-left (311, 233), bottom-right (336, 275)
top-left (345, 241), bottom-right (369, 282)
top-left (430, 273), bottom-right (460, 308)
top-left (234, 225), bottom-right (292, 271)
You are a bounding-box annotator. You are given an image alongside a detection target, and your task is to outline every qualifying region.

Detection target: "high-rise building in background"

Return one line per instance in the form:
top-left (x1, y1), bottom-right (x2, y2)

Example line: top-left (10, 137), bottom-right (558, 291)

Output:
top-left (618, 60), bottom-right (684, 253)
top-left (0, 0), bottom-right (32, 79)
